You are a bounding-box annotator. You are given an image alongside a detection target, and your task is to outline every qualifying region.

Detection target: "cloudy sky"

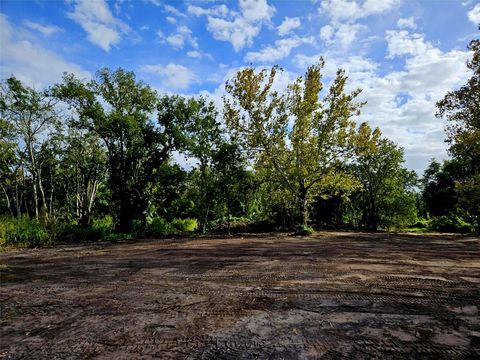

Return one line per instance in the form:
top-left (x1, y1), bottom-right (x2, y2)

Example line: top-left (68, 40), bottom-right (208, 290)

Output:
top-left (1, 0), bottom-right (479, 173)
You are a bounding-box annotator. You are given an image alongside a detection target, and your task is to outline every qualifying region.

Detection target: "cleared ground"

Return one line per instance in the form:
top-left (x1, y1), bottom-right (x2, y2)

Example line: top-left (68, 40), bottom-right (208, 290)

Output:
top-left (1, 232), bottom-right (479, 359)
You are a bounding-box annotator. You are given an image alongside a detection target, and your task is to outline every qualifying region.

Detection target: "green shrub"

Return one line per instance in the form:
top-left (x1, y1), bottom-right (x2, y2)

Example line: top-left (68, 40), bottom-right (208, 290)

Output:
top-left (411, 219), bottom-right (429, 229)
top-left (170, 218), bottom-right (198, 233)
top-left (147, 217), bottom-right (172, 236)
top-left (429, 215), bottom-right (472, 233)
top-left (92, 215), bottom-right (114, 233)
top-left (147, 217), bottom-right (198, 236)
top-left (294, 224), bottom-right (315, 236)
top-left (90, 215), bottom-right (115, 238)
top-left (0, 216), bottom-right (51, 247)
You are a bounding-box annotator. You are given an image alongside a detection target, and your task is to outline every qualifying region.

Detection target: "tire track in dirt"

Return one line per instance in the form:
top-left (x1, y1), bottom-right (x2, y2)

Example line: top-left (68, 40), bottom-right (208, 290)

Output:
top-left (1, 232), bottom-right (479, 359)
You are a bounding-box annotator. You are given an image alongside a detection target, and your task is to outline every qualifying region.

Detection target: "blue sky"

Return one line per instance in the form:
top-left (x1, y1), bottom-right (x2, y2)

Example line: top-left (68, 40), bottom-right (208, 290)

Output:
top-left (1, 0), bottom-right (479, 173)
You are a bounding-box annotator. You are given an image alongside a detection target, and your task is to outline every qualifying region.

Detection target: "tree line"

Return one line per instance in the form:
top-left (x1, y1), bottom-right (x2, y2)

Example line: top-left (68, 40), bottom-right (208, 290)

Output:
top-left (0, 38), bottom-right (478, 245)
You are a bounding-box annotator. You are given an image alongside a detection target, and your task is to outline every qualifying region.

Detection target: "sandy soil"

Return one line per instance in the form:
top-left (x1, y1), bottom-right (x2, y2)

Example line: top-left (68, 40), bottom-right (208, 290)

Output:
top-left (1, 232), bottom-right (479, 359)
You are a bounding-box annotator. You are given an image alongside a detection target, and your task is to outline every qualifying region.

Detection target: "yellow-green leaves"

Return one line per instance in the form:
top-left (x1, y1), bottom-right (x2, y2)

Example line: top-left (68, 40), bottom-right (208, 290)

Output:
top-left (224, 59), bottom-right (378, 225)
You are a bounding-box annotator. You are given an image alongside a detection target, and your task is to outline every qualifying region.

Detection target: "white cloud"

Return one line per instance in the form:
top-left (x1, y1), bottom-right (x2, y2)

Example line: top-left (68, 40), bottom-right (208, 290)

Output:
top-left (0, 14), bottom-right (90, 88)
top-left (362, 0), bottom-right (400, 18)
top-left (145, 0), bottom-right (161, 6)
top-left (320, 23), bottom-right (364, 49)
top-left (23, 20), bottom-right (62, 36)
top-left (67, 0), bottom-right (130, 51)
top-left (397, 17), bottom-right (416, 30)
top-left (320, 0), bottom-right (360, 23)
top-left (164, 4), bottom-right (186, 17)
top-left (187, 50), bottom-right (202, 58)
top-left (360, 31), bottom-right (469, 172)
top-left (165, 25), bottom-right (198, 49)
top-left (187, 4), bottom-right (229, 17)
top-left (186, 50), bottom-right (213, 60)
top-left (206, 17), bottom-right (257, 51)
top-left (277, 17), bottom-right (301, 36)
top-left (319, 0), bottom-right (399, 50)
top-left (320, 24), bottom-right (334, 41)
top-left (467, 3), bottom-right (480, 25)
top-left (240, 0), bottom-right (275, 22)
top-left (320, 0), bottom-right (400, 23)
top-left (245, 36), bottom-right (312, 63)
top-left (195, 0), bottom-right (275, 51)
top-left (294, 28), bottom-right (470, 172)
top-left (166, 33), bottom-right (184, 48)
top-left (139, 63), bottom-right (197, 90)
top-left (335, 23), bottom-right (365, 49)
top-left (166, 16), bottom-right (177, 24)
top-left (386, 30), bottom-right (433, 58)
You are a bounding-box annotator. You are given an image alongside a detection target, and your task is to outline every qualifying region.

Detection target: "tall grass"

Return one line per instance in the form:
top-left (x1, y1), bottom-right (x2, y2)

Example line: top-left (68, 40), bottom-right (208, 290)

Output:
top-left (0, 215), bottom-right (132, 249)
top-left (0, 216), bottom-right (51, 248)
top-left (146, 217), bottom-right (198, 237)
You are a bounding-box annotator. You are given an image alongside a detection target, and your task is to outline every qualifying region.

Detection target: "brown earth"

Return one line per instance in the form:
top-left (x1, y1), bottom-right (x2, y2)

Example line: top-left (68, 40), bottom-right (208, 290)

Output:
top-left (1, 231), bottom-right (479, 359)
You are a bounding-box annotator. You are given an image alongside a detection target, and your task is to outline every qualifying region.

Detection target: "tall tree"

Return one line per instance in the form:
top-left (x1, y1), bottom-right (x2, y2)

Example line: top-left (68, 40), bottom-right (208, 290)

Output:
top-left (224, 60), bottom-right (380, 226)
top-left (421, 159), bottom-right (460, 218)
top-left (60, 130), bottom-right (106, 226)
top-left (351, 139), bottom-right (417, 230)
top-left (54, 69), bottom-right (187, 231)
top-left (0, 77), bottom-right (59, 219)
top-left (213, 141), bottom-right (253, 235)
top-left (0, 118), bottom-right (17, 216)
top-left (436, 37), bottom-right (480, 231)
top-left (183, 97), bottom-right (222, 233)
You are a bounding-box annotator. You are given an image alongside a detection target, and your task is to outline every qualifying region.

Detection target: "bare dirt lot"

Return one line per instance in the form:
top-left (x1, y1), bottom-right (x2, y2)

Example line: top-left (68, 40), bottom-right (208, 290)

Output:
top-left (1, 232), bottom-right (480, 359)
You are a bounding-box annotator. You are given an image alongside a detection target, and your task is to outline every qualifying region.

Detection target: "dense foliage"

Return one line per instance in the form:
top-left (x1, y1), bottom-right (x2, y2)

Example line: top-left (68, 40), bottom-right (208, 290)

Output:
top-left (1, 40), bottom-right (478, 246)
top-left (435, 38), bottom-right (480, 232)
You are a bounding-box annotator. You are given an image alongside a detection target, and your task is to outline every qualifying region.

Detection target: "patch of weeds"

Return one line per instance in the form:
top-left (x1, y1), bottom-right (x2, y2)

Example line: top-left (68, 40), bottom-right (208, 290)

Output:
top-left (0, 216), bottom-right (52, 248)
top-left (294, 224), bottom-right (315, 236)
top-left (146, 217), bottom-right (198, 237)
top-left (429, 215), bottom-right (472, 233)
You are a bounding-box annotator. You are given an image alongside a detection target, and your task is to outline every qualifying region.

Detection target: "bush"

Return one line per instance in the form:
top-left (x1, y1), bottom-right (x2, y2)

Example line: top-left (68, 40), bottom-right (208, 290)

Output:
top-left (0, 216), bottom-right (51, 248)
top-left (294, 224), bottom-right (315, 236)
top-left (0, 215), bottom-right (135, 248)
top-left (56, 216), bottom-right (115, 243)
top-left (429, 215), bottom-right (472, 233)
top-left (147, 217), bottom-right (198, 236)
top-left (91, 215), bottom-right (116, 238)
top-left (92, 215), bottom-right (114, 233)
top-left (411, 219), bottom-right (429, 229)
top-left (147, 217), bottom-right (172, 236)
top-left (170, 218), bottom-right (198, 233)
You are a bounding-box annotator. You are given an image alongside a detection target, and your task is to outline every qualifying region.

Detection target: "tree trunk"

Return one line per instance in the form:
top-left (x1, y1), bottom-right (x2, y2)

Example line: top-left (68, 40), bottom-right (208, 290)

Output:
top-left (13, 180), bottom-right (21, 217)
top-left (37, 167), bottom-right (48, 219)
top-left (33, 182), bottom-right (39, 218)
top-left (227, 198), bottom-right (231, 236)
top-left (298, 182), bottom-right (308, 227)
top-left (27, 139), bottom-right (40, 218)
top-left (118, 191), bottom-right (133, 232)
top-left (1, 184), bottom-right (13, 216)
top-left (367, 196), bottom-right (377, 231)
top-left (199, 162), bottom-right (208, 234)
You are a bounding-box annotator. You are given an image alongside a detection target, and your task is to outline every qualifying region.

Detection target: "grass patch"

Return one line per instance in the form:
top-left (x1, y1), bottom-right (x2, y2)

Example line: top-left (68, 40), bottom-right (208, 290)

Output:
top-left (146, 217), bottom-right (198, 237)
top-left (402, 216), bottom-right (473, 234)
top-left (0, 216), bottom-right (52, 248)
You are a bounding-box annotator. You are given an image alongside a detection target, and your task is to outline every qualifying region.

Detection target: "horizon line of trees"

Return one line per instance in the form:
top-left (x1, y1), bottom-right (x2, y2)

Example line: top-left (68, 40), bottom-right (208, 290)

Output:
top-left (1, 37), bottom-right (478, 242)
